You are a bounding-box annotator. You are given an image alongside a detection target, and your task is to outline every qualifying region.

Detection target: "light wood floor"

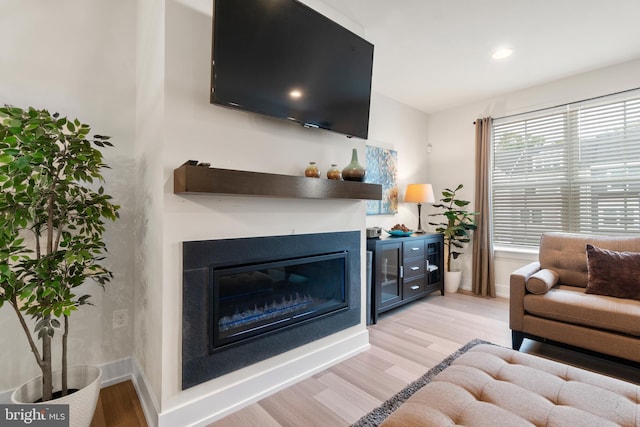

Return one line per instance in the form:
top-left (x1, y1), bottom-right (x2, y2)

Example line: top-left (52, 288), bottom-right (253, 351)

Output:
top-left (96, 292), bottom-right (640, 426)
top-left (210, 292), bottom-right (640, 426)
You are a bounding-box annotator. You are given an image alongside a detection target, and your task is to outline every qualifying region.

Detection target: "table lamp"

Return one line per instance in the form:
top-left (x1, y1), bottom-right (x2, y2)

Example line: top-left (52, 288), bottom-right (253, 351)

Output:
top-left (404, 183), bottom-right (435, 234)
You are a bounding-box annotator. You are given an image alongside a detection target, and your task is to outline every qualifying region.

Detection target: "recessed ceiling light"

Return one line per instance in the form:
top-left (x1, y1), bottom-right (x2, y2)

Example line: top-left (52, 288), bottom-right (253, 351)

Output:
top-left (492, 48), bottom-right (513, 60)
top-left (289, 89), bottom-right (303, 98)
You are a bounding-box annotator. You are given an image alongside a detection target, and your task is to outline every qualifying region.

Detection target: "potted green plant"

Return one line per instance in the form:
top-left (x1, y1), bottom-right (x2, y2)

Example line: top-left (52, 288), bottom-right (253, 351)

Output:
top-left (428, 184), bottom-right (477, 293)
top-left (0, 105), bottom-right (119, 425)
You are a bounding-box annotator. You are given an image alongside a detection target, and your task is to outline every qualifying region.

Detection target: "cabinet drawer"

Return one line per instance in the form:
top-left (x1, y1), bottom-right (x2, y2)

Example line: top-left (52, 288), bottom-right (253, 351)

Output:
top-left (403, 278), bottom-right (426, 299)
top-left (403, 257), bottom-right (424, 279)
top-left (403, 241), bottom-right (424, 261)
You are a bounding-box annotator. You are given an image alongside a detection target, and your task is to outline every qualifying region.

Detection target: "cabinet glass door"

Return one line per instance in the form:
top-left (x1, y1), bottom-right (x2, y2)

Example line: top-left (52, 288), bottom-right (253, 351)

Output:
top-left (426, 240), bottom-right (442, 285)
top-left (378, 243), bottom-right (401, 308)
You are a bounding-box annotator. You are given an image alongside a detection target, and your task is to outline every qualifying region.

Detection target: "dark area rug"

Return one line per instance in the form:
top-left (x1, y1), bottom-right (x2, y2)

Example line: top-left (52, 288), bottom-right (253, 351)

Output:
top-left (350, 338), bottom-right (492, 427)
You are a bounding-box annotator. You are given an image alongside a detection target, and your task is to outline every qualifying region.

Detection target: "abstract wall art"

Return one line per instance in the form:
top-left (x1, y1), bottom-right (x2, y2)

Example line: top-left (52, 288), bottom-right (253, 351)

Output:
top-left (365, 145), bottom-right (398, 215)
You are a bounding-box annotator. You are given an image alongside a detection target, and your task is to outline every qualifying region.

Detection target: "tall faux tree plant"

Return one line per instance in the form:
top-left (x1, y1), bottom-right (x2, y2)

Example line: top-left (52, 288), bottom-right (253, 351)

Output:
top-left (0, 105), bottom-right (119, 402)
top-left (428, 184), bottom-right (478, 272)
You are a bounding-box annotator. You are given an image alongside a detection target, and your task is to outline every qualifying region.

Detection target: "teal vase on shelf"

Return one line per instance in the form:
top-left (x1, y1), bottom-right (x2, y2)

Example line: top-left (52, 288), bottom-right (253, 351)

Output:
top-left (342, 148), bottom-right (366, 182)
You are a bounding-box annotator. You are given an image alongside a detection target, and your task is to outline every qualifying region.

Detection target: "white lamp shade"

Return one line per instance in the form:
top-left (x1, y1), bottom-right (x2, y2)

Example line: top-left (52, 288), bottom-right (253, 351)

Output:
top-left (404, 183), bottom-right (435, 203)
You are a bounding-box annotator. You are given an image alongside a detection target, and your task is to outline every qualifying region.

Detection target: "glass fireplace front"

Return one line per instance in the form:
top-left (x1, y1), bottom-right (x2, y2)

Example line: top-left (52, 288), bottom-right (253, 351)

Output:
top-left (211, 251), bottom-right (348, 350)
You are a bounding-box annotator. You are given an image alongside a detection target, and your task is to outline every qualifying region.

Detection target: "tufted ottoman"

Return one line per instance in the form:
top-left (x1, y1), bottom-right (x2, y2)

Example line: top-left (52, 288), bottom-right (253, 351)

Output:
top-left (380, 344), bottom-right (640, 426)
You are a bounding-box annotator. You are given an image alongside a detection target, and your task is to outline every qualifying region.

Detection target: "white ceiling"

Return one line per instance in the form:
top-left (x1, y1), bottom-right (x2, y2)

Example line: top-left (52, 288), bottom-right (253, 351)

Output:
top-left (320, 0), bottom-right (640, 114)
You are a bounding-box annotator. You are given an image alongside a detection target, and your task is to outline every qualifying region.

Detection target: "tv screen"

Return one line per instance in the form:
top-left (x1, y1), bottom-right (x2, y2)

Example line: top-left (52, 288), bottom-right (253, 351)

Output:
top-left (211, 0), bottom-right (374, 140)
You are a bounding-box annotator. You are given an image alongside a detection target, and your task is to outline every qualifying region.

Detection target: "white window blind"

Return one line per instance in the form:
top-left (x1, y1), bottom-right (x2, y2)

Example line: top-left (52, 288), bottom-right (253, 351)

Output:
top-left (492, 91), bottom-right (640, 248)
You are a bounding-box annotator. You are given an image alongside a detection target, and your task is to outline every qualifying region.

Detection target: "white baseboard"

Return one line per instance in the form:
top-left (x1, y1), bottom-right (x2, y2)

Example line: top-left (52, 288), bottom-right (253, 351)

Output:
top-left (99, 357), bottom-right (134, 387)
top-left (495, 282), bottom-right (510, 298)
top-left (131, 357), bottom-right (160, 427)
top-left (460, 282), bottom-right (510, 299)
top-left (157, 329), bottom-right (370, 427)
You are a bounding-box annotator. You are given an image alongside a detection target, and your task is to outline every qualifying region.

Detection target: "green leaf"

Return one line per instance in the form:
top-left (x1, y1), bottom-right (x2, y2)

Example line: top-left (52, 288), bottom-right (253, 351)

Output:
top-left (38, 328), bottom-right (48, 340)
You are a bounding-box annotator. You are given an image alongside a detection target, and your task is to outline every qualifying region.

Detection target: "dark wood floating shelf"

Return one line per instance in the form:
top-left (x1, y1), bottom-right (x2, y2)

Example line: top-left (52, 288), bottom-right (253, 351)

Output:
top-left (174, 164), bottom-right (382, 201)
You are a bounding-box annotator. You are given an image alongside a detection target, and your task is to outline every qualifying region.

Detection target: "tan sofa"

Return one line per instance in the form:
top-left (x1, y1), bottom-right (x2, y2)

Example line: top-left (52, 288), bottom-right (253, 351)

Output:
top-left (510, 232), bottom-right (640, 363)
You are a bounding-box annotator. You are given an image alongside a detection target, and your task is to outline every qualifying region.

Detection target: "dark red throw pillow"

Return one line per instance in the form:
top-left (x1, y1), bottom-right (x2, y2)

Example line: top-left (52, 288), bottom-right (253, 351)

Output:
top-left (585, 244), bottom-right (640, 301)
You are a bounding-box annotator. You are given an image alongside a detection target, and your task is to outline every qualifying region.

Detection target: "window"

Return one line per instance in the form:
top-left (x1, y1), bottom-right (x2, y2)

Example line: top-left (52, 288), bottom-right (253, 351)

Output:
top-left (492, 91), bottom-right (640, 249)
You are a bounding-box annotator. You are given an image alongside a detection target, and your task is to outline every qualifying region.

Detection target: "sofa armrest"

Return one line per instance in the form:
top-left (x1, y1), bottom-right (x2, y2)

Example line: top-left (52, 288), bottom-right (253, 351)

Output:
top-left (509, 261), bottom-right (541, 331)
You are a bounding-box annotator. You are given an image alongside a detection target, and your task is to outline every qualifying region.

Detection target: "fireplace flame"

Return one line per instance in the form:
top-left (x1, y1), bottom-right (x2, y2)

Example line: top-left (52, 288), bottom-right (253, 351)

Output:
top-left (219, 293), bottom-right (323, 332)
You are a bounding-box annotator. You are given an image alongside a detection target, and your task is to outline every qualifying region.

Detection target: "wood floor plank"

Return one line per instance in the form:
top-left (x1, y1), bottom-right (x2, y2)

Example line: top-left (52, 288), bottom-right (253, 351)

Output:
top-left (367, 328), bottom-right (449, 366)
top-left (209, 403), bottom-right (282, 427)
top-left (339, 347), bottom-right (395, 374)
top-left (384, 364), bottom-right (423, 383)
top-left (314, 372), bottom-right (381, 423)
top-left (367, 345), bottom-right (430, 377)
top-left (258, 383), bottom-right (349, 427)
top-left (316, 372), bottom-right (381, 410)
top-left (90, 380), bottom-right (147, 427)
top-left (286, 374), bottom-right (328, 397)
top-left (326, 354), bottom-right (407, 402)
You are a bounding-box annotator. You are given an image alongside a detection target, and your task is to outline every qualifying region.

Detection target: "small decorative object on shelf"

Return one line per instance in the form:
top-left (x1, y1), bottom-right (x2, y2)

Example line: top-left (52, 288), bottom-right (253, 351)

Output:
top-left (327, 164), bottom-right (342, 180)
top-left (342, 148), bottom-right (366, 181)
top-left (304, 161), bottom-right (320, 178)
top-left (385, 223), bottom-right (413, 237)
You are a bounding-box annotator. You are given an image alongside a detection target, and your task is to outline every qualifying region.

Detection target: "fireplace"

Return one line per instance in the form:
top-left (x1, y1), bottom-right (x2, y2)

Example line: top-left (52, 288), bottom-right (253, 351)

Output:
top-left (213, 252), bottom-right (348, 349)
top-left (182, 231), bottom-right (361, 389)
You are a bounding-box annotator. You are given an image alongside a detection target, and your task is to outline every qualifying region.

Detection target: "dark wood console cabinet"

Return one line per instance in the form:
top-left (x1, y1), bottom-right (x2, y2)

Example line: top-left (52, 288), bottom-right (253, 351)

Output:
top-left (367, 233), bottom-right (444, 324)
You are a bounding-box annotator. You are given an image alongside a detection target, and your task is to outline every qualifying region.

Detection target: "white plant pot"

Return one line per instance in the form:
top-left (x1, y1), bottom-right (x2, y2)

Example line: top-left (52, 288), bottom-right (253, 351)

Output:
top-left (11, 366), bottom-right (101, 427)
top-left (444, 270), bottom-right (462, 293)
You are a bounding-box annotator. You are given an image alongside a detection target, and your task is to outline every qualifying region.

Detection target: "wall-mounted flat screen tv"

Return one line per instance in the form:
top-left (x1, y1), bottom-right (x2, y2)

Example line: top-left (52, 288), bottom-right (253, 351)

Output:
top-left (211, 0), bottom-right (374, 140)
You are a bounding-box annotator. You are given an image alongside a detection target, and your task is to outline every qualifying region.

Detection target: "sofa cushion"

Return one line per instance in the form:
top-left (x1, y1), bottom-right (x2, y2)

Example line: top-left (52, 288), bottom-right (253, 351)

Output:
top-left (538, 233), bottom-right (640, 288)
top-left (523, 285), bottom-right (640, 337)
top-left (585, 244), bottom-right (640, 301)
top-left (526, 268), bottom-right (559, 294)
top-left (380, 344), bottom-right (640, 427)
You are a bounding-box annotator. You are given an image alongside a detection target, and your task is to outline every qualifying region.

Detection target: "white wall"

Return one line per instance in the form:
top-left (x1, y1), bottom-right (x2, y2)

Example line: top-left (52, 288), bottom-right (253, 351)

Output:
top-left (0, 0), bottom-right (137, 392)
top-left (365, 92), bottom-right (431, 232)
top-left (427, 59), bottom-right (640, 297)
